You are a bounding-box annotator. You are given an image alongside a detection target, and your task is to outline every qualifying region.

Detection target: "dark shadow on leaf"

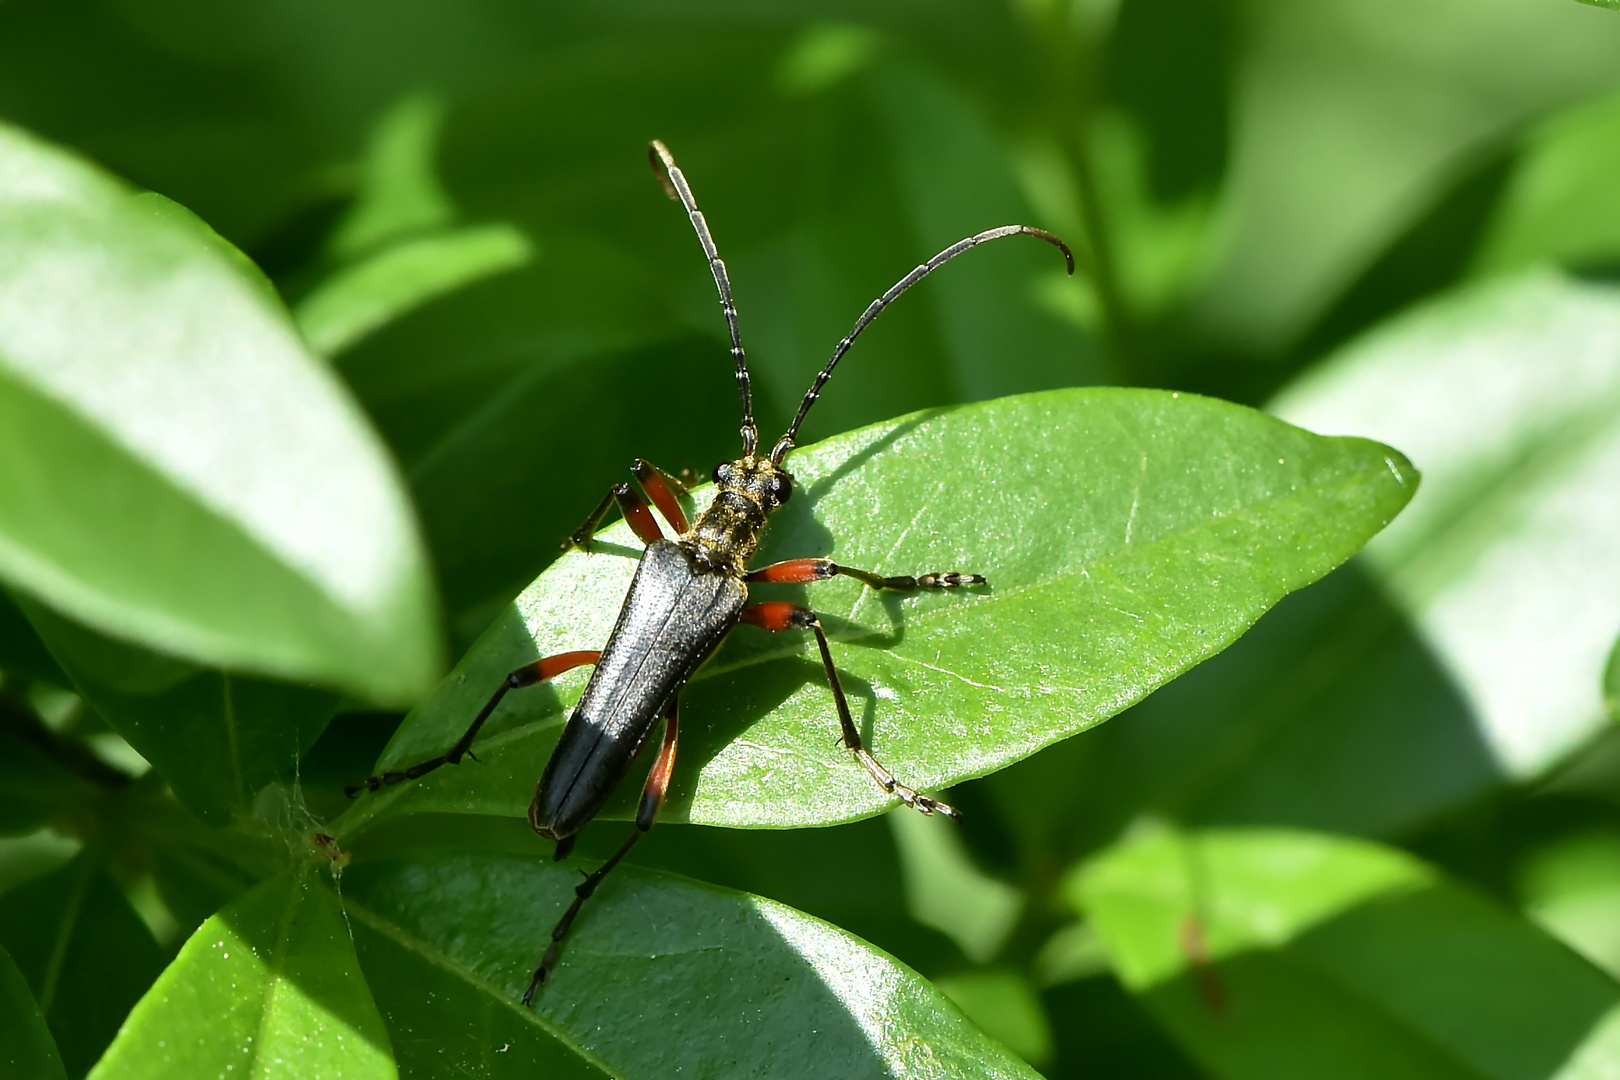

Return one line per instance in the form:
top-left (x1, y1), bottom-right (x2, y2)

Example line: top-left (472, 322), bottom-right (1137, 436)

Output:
top-left (343, 852), bottom-right (998, 1079)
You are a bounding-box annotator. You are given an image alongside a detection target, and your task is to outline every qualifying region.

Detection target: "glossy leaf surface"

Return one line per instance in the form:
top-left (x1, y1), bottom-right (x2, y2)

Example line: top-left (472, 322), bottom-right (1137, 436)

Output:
top-left (343, 850), bottom-right (1039, 1079)
top-left (0, 941), bottom-right (64, 1080)
top-left (342, 387), bottom-right (1414, 834)
top-left (90, 872), bottom-right (395, 1080)
top-left (0, 122), bottom-right (439, 705)
top-left (1072, 826), bottom-right (1620, 1080)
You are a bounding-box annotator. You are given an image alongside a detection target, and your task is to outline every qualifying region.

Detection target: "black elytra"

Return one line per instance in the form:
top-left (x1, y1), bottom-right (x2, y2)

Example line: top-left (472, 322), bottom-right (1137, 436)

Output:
top-left (346, 140), bottom-right (1074, 1003)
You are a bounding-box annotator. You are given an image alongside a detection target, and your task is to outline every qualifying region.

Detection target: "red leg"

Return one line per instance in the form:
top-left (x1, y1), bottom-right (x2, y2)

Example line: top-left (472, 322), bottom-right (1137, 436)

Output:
top-left (746, 557), bottom-right (984, 590)
top-left (632, 458), bottom-right (690, 534)
top-left (739, 602), bottom-right (956, 818)
top-left (613, 483), bottom-right (664, 545)
top-left (524, 695), bottom-right (680, 1002)
top-left (346, 650), bottom-right (601, 797)
top-left (565, 459), bottom-right (690, 549)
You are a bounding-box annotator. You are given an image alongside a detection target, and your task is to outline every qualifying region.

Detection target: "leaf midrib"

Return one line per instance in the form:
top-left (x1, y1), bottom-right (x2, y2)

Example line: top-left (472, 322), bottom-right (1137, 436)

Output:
top-left (340, 893), bottom-right (613, 1078)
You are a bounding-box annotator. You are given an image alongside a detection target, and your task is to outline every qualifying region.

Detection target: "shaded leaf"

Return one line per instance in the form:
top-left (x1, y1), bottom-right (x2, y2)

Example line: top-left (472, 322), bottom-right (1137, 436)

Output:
top-left (1474, 89), bottom-right (1620, 275)
top-left (296, 225), bottom-right (533, 356)
top-left (0, 710), bottom-right (97, 836)
top-left (21, 600), bottom-right (337, 825)
top-left (0, 851), bottom-right (163, 1079)
top-left (1072, 826), bottom-right (1620, 1080)
top-left (1041, 973), bottom-right (1203, 1080)
top-left (90, 872), bottom-right (395, 1080)
top-left (1519, 829), bottom-right (1620, 979)
top-left (1273, 270), bottom-right (1620, 778)
top-left (0, 121), bottom-right (441, 705)
top-left (891, 809), bottom-right (1023, 964)
top-left (342, 387), bottom-right (1414, 835)
top-left (327, 93), bottom-right (455, 262)
top-left (1190, 0), bottom-right (1620, 354)
top-left (0, 589), bottom-right (66, 686)
top-left (1606, 636), bottom-right (1619, 719)
top-left (0, 941), bottom-right (64, 1080)
top-left (344, 849), bottom-right (1039, 1079)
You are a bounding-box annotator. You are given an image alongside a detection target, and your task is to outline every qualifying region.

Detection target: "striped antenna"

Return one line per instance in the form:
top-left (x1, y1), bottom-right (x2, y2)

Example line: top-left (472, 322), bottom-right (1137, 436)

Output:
top-left (770, 225), bottom-right (1074, 464)
top-left (649, 141), bottom-right (759, 457)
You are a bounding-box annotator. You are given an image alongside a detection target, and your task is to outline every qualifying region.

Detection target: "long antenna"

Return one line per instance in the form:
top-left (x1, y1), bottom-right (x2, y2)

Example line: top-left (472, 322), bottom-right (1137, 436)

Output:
top-left (648, 141), bottom-right (759, 457)
top-left (770, 225), bottom-right (1074, 464)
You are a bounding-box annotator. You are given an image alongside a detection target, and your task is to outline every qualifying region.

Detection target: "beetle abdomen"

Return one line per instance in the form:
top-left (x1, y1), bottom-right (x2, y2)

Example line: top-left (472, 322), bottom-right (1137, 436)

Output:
top-left (530, 540), bottom-right (745, 838)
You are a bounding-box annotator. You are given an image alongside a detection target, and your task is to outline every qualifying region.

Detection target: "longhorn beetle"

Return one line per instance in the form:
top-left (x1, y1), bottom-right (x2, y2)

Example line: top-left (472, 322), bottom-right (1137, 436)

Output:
top-left (348, 141), bottom-right (1073, 1003)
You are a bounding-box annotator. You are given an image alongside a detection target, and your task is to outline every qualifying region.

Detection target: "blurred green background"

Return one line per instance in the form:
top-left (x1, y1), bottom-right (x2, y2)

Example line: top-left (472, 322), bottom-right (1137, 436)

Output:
top-left (4, 0), bottom-right (1620, 1076)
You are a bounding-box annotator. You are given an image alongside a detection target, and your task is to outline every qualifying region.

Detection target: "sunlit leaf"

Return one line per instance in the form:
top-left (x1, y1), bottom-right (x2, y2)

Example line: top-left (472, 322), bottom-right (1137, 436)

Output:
top-left (90, 872), bottom-right (396, 1080)
top-left (339, 387), bottom-right (1413, 836)
top-left (934, 968), bottom-right (1054, 1069)
top-left (1072, 826), bottom-right (1620, 1080)
top-left (0, 121), bottom-right (441, 705)
top-left (1605, 635), bottom-right (1619, 719)
top-left (344, 850), bottom-right (1039, 1079)
top-left (1519, 830), bottom-right (1620, 980)
top-left (1474, 88), bottom-right (1620, 275)
top-left (1273, 270), bottom-right (1620, 778)
top-left (296, 225), bottom-right (533, 356)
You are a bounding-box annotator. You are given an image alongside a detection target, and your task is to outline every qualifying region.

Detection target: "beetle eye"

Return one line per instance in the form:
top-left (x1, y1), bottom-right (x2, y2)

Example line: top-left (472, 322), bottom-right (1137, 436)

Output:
top-left (711, 462), bottom-right (727, 485)
top-left (771, 475), bottom-right (792, 504)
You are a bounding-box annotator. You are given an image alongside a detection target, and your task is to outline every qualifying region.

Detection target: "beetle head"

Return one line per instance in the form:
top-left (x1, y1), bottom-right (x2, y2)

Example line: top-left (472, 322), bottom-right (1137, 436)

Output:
top-left (712, 455), bottom-right (793, 512)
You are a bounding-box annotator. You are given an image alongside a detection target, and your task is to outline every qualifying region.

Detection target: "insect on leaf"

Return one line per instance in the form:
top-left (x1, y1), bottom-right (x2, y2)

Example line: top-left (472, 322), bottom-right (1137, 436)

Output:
top-left (341, 386), bottom-right (1415, 835)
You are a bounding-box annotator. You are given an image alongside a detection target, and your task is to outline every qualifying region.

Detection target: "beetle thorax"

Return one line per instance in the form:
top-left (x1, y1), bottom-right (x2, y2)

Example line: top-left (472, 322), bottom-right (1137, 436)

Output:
top-left (679, 455), bottom-right (793, 576)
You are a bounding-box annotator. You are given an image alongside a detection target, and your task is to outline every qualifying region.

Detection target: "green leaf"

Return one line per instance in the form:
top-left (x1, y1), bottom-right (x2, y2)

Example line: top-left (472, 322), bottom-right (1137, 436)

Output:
top-left (90, 872), bottom-right (396, 1080)
top-left (890, 809), bottom-right (1023, 964)
top-left (327, 93), bottom-right (456, 262)
top-left (0, 941), bottom-right (65, 1080)
top-left (0, 589), bottom-right (67, 687)
top-left (867, 62), bottom-right (1104, 398)
top-left (1576, 0), bottom-right (1620, 10)
top-left (933, 968), bottom-right (1054, 1069)
top-left (1191, 0), bottom-right (1620, 354)
top-left (1520, 830), bottom-right (1620, 980)
top-left (1273, 270), bottom-right (1620, 778)
top-left (343, 850), bottom-right (1039, 1079)
top-left (340, 387), bottom-right (1413, 835)
top-left (1474, 89), bottom-right (1620, 275)
top-left (20, 600), bottom-right (337, 824)
top-left (296, 225), bottom-right (533, 357)
top-left (0, 851), bottom-right (163, 1079)
top-left (0, 120), bottom-right (441, 705)
top-left (0, 716), bottom-right (94, 836)
top-left (1605, 636), bottom-right (1619, 720)
top-left (1071, 826), bottom-right (1620, 1080)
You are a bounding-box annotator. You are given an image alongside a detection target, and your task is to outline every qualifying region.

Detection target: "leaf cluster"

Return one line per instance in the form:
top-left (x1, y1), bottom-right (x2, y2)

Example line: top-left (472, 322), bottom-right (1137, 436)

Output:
top-left (0, 2), bottom-right (1619, 1078)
